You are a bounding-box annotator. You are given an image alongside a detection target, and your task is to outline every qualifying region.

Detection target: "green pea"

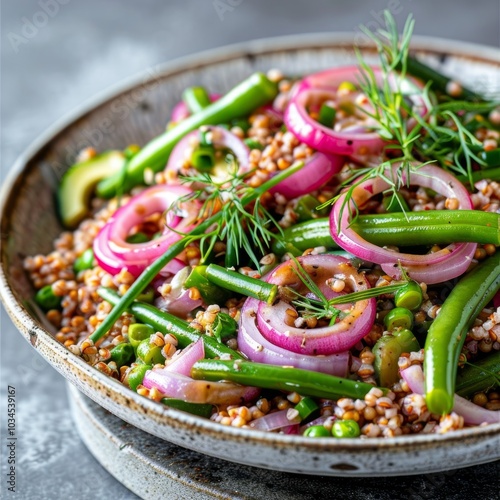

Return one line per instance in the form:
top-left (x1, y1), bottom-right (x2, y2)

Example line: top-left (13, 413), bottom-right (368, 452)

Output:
top-left (127, 364), bottom-right (152, 391)
top-left (332, 419), bottom-right (360, 438)
top-left (394, 281), bottom-right (423, 311)
top-left (303, 425), bottom-right (331, 438)
top-left (128, 323), bottom-right (155, 351)
top-left (73, 248), bottom-right (95, 273)
top-left (110, 343), bottom-right (135, 368)
top-left (136, 338), bottom-right (165, 365)
top-left (35, 285), bottom-right (62, 311)
top-left (384, 307), bottom-right (414, 331)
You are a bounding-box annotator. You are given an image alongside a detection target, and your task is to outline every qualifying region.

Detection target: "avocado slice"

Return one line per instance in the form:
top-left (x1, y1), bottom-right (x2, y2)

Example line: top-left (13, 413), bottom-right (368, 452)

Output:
top-left (58, 151), bottom-right (125, 228)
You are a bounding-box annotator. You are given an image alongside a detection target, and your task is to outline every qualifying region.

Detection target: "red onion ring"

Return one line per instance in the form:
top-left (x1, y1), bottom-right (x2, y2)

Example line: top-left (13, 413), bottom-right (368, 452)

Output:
top-left (170, 93), bottom-right (221, 122)
top-left (249, 408), bottom-right (302, 431)
top-left (239, 298), bottom-right (350, 376)
top-left (330, 164), bottom-right (477, 284)
top-left (143, 368), bottom-right (260, 405)
top-left (163, 338), bottom-right (204, 377)
top-left (284, 66), bottom-right (427, 157)
top-left (256, 254), bottom-right (376, 355)
top-left (93, 185), bottom-right (199, 276)
top-left (270, 151), bottom-right (345, 199)
top-left (165, 126), bottom-right (250, 184)
top-left (401, 364), bottom-right (500, 426)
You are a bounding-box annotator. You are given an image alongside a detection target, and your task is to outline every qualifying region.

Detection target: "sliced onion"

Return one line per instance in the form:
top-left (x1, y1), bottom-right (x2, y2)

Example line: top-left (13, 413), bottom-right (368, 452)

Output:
top-left (256, 254), bottom-right (375, 355)
top-left (93, 185), bottom-right (199, 276)
top-left (270, 152), bottom-right (345, 199)
top-left (239, 298), bottom-right (350, 376)
top-left (143, 368), bottom-right (259, 405)
top-left (493, 291), bottom-right (500, 309)
top-left (154, 267), bottom-right (202, 318)
top-left (330, 164), bottom-right (477, 284)
top-left (165, 125), bottom-right (250, 184)
top-left (170, 93), bottom-right (221, 122)
top-left (401, 364), bottom-right (500, 426)
top-left (163, 338), bottom-right (204, 377)
top-left (285, 66), bottom-right (427, 157)
top-left (249, 409), bottom-right (302, 431)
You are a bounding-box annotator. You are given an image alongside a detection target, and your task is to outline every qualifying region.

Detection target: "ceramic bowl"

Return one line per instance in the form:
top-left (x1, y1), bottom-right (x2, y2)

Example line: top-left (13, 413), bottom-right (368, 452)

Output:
top-left (1, 34), bottom-right (499, 476)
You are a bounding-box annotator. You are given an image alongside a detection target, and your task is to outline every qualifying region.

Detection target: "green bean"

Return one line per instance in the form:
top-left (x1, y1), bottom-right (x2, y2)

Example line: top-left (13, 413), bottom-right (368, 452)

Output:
top-left (424, 252), bottom-right (500, 414)
top-left (457, 167), bottom-right (500, 185)
top-left (350, 211), bottom-right (500, 246)
top-left (127, 363), bottom-right (152, 391)
top-left (191, 359), bottom-right (383, 400)
top-left (403, 55), bottom-right (482, 101)
top-left (373, 329), bottom-right (420, 387)
top-left (90, 162), bottom-right (303, 343)
top-left (97, 73), bottom-right (278, 198)
top-left (98, 287), bottom-right (243, 359)
top-left (182, 86), bottom-right (211, 114)
top-left (273, 211), bottom-right (500, 256)
top-left (160, 398), bottom-right (213, 418)
top-left (190, 145), bottom-right (216, 172)
top-left (128, 323), bottom-right (155, 351)
top-left (110, 343), bottom-right (135, 368)
top-left (383, 307), bottom-right (414, 331)
top-left (35, 285), bottom-right (62, 311)
top-left (394, 281), bottom-right (423, 311)
top-left (136, 338), bottom-right (165, 365)
top-left (205, 264), bottom-right (278, 304)
top-left (184, 265), bottom-right (231, 305)
top-left (455, 351), bottom-right (500, 398)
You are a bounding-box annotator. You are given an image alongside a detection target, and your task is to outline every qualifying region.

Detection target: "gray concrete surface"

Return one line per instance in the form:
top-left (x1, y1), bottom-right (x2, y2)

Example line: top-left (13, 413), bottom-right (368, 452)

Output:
top-left (1, 1), bottom-right (499, 498)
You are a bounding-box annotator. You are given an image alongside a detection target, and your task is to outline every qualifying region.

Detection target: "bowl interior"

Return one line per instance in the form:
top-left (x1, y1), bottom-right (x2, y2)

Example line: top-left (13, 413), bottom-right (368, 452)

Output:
top-left (1, 34), bottom-right (499, 476)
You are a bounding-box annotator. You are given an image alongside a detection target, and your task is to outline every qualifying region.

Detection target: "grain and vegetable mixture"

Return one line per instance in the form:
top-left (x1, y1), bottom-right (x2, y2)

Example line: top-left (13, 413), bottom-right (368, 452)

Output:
top-left (24, 12), bottom-right (500, 438)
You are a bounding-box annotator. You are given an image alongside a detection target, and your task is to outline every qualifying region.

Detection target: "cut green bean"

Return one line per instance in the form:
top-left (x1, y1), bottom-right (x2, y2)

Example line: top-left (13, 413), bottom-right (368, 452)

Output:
top-left (127, 363), bottom-right (152, 391)
top-left (456, 351), bottom-right (500, 398)
top-left (191, 145), bottom-right (216, 172)
top-left (97, 287), bottom-right (243, 360)
top-left (191, 359), bottom-right (384, 400)
top-left (128, 323), bottom-right (155, 351)
top-left (182, 86), bottom-right (211, 114)
top-left (184, 265), bottom-right (231, 305)
top-left (394, 281), bottom-right (423, 311)
top-left (403, 55), bottom-right (482, 101)
top-left (205, 264), bottom-right (278, 304)
top-left (384, 307), bottom-right (414, 331)
top-left (424, 252), bottom-right (500, 414)
top-left (97, 73), bottom-right (278, 198)
top-left (295, 397), bottom-right (319, 420)
top-left (161, 398), bottom-right (213, 418)
top-left (90, 162), bottom-right (303, 344)
top-left (110, 343), bottom-right (135, 368)
top-left (458, 167), bottom-right (500, 184)
top-left (136, 338), bottom-right (165, 365)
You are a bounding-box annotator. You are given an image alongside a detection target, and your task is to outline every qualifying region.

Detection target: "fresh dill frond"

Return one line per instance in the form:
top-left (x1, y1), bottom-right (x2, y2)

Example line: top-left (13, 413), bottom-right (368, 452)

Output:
top-left (172, 155), bottom-right (285, 270)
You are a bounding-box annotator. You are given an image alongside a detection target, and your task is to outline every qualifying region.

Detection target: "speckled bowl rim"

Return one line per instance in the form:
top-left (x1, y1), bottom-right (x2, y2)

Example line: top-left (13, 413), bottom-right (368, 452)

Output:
top-left (1, 33), bottom-right (499, 470)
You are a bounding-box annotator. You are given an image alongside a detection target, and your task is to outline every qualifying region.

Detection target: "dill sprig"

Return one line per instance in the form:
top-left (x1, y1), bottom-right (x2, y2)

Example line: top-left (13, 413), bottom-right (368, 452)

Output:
top-left (175, 156), bottom-right (287, 270)
top-left (288, 256), bottom-right (341, 324)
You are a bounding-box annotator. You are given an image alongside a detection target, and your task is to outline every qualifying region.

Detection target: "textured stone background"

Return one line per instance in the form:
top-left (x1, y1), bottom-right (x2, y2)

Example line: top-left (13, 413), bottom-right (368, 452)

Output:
top-left (1, 1), bottom-right (499, 498)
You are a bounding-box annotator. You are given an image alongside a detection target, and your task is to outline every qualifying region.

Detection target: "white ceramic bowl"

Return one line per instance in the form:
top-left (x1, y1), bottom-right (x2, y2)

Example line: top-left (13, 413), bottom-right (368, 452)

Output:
top-left (1, 34), bottom-right (499, 476)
